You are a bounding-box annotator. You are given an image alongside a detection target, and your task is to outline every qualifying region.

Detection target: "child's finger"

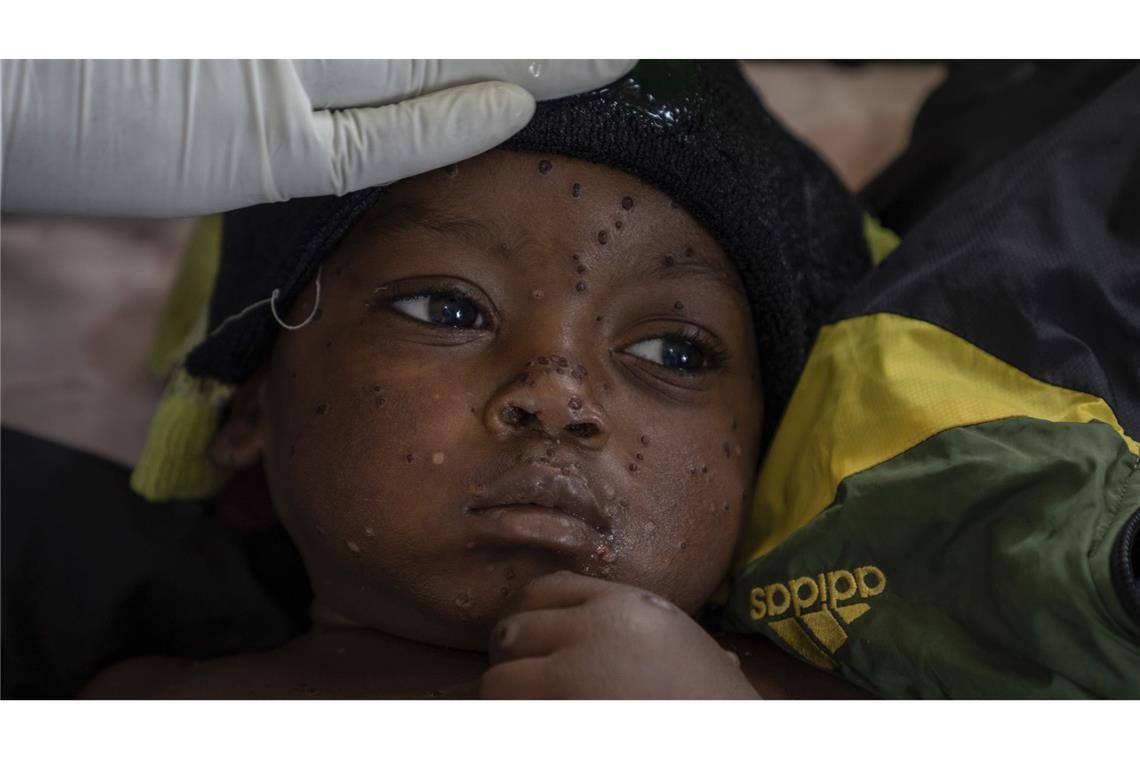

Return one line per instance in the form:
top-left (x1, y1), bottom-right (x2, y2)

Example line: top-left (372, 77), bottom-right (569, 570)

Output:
top-left (488, 607), bottom-right (578, 665)
top-left (503, 569), bottom-right (615, 615)
top-left (480, 657), bottom-right (552, 700)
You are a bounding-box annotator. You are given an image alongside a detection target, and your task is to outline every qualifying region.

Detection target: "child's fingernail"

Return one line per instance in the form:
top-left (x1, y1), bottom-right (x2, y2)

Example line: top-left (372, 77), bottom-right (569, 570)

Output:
top-left (724, 649), bottom-right (741, 667)
top-left (497, 623), bottom-right (516, 648)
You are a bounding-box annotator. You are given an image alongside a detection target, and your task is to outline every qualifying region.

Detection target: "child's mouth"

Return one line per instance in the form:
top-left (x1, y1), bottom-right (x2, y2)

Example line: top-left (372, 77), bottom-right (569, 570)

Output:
top-left (465, 504), bottom-right (605, 554)
top-left (464, 464), bottom-right (612, 554)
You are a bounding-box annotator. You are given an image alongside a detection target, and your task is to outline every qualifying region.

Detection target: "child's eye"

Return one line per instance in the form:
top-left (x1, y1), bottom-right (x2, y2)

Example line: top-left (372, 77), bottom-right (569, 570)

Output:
top-left (391, 293), bottom-right (486, 329)
top-left (624, 336), bottom-right (716, 372)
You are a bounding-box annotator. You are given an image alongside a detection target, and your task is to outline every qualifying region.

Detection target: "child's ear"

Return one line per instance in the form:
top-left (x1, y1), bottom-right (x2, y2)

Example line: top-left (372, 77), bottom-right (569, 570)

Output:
top-left (210, 372), bottom-right (268, 471)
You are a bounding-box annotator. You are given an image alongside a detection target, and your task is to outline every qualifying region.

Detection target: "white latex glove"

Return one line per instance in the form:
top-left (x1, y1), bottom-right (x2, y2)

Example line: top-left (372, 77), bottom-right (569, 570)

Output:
top-left (1, 59), bottom-right (635, 218)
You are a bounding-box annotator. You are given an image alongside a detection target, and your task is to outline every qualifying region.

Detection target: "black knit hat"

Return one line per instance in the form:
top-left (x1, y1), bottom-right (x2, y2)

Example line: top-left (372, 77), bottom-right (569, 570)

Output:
top-left (189, 61), bottom-right (869, 444)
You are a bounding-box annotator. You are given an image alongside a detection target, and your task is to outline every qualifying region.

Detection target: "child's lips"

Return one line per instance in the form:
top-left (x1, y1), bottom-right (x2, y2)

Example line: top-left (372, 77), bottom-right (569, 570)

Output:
top-left (463, 464), bottom-right (611, 551)
top-left (464, 505), bottom-right (604, 554)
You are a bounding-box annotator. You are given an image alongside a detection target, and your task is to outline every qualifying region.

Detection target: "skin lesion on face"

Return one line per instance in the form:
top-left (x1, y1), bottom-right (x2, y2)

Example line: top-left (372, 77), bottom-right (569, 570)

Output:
top-left (211, 151), bottom-right (764, 651)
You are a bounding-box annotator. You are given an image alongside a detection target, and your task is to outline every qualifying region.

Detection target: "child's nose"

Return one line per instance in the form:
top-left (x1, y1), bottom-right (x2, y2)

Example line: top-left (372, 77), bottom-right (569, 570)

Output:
top-left (483, 362), bottom-right (610, 449)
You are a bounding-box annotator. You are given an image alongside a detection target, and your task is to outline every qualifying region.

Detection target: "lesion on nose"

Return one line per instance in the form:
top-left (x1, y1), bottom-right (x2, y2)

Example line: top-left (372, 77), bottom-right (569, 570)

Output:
top-left (497, 404), bottom-right (604, 442)
top-left (498, 404), bottom-right (537, 429)
top-left (563, 421), bottom-right (601, 439)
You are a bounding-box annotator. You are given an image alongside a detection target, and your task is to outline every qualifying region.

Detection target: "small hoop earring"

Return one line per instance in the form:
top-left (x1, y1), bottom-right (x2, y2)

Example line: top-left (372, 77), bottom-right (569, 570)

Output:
top-left (270, 266), bottom-right (322, 331)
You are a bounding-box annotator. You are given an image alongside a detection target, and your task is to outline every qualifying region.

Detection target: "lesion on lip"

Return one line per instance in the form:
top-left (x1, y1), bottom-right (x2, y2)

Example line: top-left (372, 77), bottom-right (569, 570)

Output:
top-left (466, 503), bottom-right (610, 535)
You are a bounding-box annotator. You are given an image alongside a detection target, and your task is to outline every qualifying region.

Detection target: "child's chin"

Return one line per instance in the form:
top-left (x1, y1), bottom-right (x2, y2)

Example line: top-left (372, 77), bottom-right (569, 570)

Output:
top-left (313, 582), bottom-right (519, 652)
top-left (380, 604), bottom-right (505, 652)
top-left (427, 620), bottom-right (501, 652)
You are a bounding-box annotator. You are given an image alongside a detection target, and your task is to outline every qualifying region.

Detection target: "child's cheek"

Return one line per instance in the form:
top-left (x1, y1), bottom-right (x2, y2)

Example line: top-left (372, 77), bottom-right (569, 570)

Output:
top-left (609, 410), bottom-right (754, 612)
top-left (264, 314), bottom-right (478, 563)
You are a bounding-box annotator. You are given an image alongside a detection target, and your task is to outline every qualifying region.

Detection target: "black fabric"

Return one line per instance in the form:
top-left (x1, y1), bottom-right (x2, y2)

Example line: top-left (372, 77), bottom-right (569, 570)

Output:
top-left (0, 428), bottom-right (308, 698)
top-left (835, 65), bottom-right (1140, 435)
top-left (861, 61), bottom-right (1136, 234)
top-left (188, 60), bottom-right (869, 448)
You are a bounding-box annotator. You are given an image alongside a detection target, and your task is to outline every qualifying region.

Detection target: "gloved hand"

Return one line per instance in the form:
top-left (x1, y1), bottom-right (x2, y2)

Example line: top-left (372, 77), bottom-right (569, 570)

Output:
top-left (1, 59), bottom-right (635, 218)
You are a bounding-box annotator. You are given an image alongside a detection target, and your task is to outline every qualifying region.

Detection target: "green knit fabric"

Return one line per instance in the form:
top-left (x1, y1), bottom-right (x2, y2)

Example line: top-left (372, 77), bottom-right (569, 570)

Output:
top-left (130, 366), bottom-right (234, 501)
top-left (132, 215), bottom-right (232, 501)
top-left (144, 215), bottom-right (223, 380)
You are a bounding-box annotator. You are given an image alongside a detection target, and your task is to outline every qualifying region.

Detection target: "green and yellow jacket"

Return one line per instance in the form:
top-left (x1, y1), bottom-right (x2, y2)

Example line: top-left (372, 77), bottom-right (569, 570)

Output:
top-left (725, 66), bottom-right (1140, 698)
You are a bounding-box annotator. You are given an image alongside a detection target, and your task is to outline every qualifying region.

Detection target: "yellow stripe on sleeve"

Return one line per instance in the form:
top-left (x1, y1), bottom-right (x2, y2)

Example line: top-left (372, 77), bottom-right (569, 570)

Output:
top-left (736, 312), bottom-right (1139, 571)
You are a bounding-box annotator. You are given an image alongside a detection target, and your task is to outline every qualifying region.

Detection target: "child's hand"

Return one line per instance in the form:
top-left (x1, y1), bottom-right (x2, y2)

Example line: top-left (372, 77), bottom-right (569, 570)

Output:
top-left (482, 570), bottom-right (759, 699)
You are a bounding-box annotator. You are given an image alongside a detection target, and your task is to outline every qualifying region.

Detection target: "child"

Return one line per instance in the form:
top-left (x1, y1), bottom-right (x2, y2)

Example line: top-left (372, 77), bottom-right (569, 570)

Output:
top-left (85, 61), bottom-right (871, 698)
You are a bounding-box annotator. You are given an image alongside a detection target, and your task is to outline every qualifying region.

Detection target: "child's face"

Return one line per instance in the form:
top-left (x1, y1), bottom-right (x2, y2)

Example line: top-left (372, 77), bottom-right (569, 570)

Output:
top-left (227, 151), bottom-right (762, 650)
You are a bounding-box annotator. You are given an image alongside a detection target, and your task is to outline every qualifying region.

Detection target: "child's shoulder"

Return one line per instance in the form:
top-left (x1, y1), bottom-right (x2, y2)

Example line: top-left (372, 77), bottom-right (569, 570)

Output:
top-left (81, 629), bottom-right (488, 699)
top-left (80, 649), bottom-right (300, 699)
top-left (81, 656), bottom-right (194, 699)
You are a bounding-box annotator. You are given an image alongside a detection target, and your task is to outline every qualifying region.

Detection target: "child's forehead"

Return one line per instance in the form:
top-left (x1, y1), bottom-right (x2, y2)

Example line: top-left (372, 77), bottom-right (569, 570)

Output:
top-left (348, 151), bottom-right (744, 295)
top-left (383, 151), bottom-right (691, 230)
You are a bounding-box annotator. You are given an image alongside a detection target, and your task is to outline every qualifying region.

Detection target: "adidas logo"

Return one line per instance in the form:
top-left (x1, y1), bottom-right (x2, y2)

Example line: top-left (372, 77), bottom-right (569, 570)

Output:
top-left (748, 566), bottom-right (886, 669)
